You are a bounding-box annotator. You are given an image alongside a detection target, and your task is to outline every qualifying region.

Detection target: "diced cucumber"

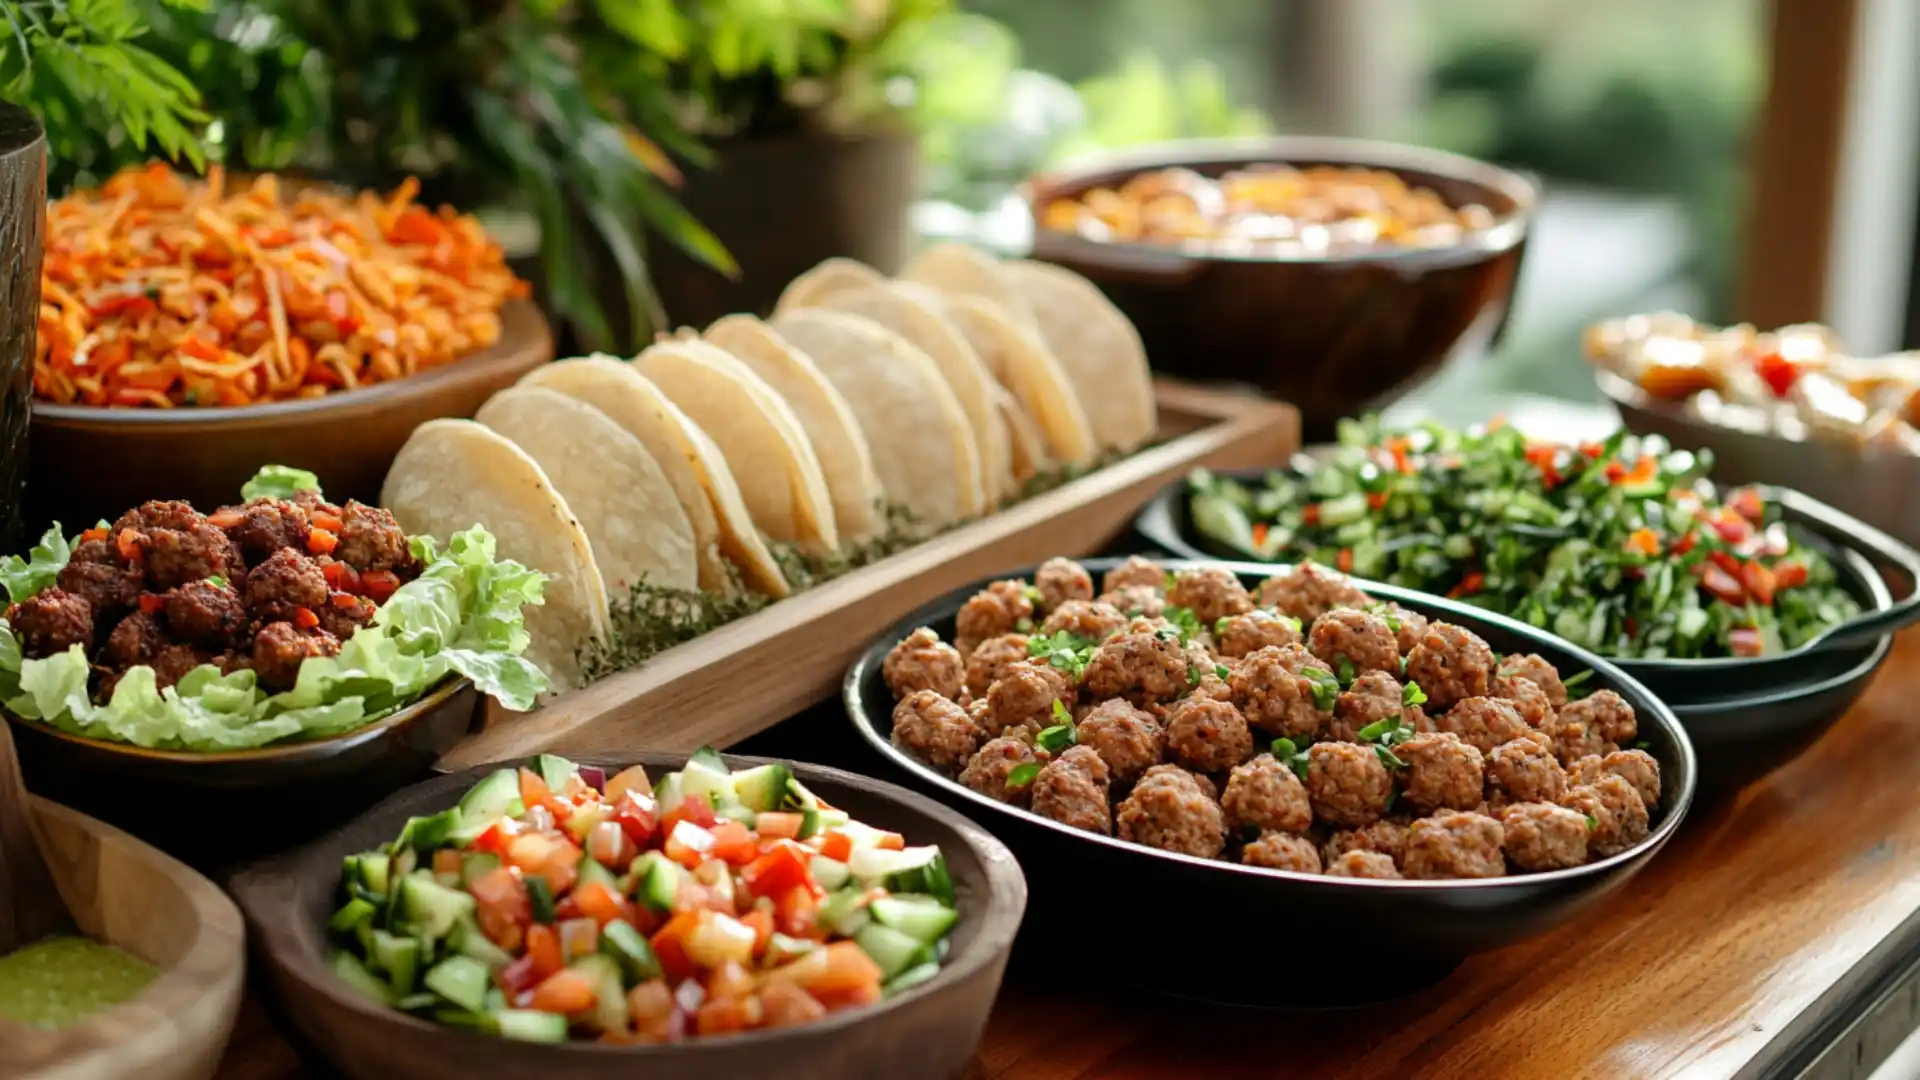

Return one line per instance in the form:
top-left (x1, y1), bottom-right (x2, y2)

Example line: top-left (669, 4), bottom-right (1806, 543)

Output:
top-left (534, 753), bottom-right (581, 792)
top-left (765, 932), bottom-right (818, 966)
top-left (869, 895), bottom-right (958, 944)
top-left (854, 923), bottom-right (932, 981)
top-left (576, 855), bottom-right (621, 895)
top-left (458, 768), bottom-right (524, 825)
top-left (679, 759), bottom-right (733, 803)
top-left (809, 855), bottom-right (851, 892)
top-left (688, 745), bottom-right (729, 774)
top-left (730, 763), bottom-right (793, 812)
top-left (369, 930), bottom-right (423, 994)
top-left (393, 808), bottom-right (463, 854)
top-left (813, 808), bottom-right (850, 832)
top-left (599, 920), bottom-right (662, 984)
top-left (525, 876), bottom-right (556, 923)
top-left (355, 852), bottom-right (392, 895)
top-left (653, 772), bottom-right (686, 814)
top-left (329, 949), bottom-right (393, 1005)
top-left (449, 915), bottom-right (514, 970)
top-left (491, 1008), bottom-right (569, 1044)
top-left (434, 1008), bottom-right (491, 1029)
top-left (391, 847), bottom-right (419, 882)
top-left (796, 808), bottom-right (823, 840)
top-left (713, 799), bottom-right (757, 827)
top-left (849, 847), bottom-right (953, 905)
top-left (568, 954), bottom-right (625, 1033)
top-left (783, 777), bottom-right (825, 810)
top-left (884, 962), bottom-right (942, 997)
top-left (460, 852), bottom-right (503, 888)
top-left (328, 897), bottom-right (377, 934)
top-left (397, 872), bottom-right (476, 939)
top-left (393, 992), bottom-right (440, 1011)
top-left (816, 889), bottom-right (872, 937)
top-left (423, 955), bottom-right (492, 1014)
top-left (630, 852), bottom-right (679, 912)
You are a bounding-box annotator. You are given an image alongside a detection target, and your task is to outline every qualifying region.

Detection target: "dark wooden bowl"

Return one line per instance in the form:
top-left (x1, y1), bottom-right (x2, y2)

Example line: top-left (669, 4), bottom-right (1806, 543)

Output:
top-left (229, 752), bottom-right (1026, 1080)
top-left (845, 557), bottom-right (1696, 1006)
top-left (8, 677), bottom-right (478, 863)
top-left (1025, 136), bottom-right (1535, 438)
top-left (24, 300), bottom-right (552, 535)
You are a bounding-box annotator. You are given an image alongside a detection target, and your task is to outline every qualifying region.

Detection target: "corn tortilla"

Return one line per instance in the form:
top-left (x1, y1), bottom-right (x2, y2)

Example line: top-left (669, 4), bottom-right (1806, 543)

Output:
top-left (774, 257), bottom-right (885, 315)
top-left (1004, 259), bottom-right (1158, 452)
top-left (899, 242), bottom-right (1036, 327)
top-left (996, 384), bottom-right (1048, 485)
top-left (941, 294), bottom-right (1099, 468)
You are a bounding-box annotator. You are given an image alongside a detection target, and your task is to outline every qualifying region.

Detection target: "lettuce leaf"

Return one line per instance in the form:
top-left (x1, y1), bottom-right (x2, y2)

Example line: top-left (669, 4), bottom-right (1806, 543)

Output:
top-left (240, 465), bottom-right (323, 502)
top-left (0, 524), bottom-right (71, 605)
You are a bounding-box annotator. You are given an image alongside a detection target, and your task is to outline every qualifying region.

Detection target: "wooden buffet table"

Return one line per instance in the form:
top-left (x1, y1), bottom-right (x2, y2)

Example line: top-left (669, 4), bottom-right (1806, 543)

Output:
top-left (214, 631), bottom-right (1920, 1080)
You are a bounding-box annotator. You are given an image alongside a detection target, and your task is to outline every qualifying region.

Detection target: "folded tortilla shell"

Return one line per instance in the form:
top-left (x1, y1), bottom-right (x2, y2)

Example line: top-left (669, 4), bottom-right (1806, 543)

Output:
top-left (774, 257), bottom-right (886, 315)
top-left (941, 294), bottom-right (1099, 468)
top-left (1004, 259), bottom-right (1158, 452)
top-left (899, 242), bottom-right (1036, 328)
top-left (996, 384), bottom-right (1048, 486)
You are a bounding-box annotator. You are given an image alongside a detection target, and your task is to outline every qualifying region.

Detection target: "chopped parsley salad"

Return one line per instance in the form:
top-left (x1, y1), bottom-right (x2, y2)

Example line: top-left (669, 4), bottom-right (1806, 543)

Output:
top-left (1187, 419), bottom-right (1861, 660)
top-left (328, 751), bottom-right (957, 1044)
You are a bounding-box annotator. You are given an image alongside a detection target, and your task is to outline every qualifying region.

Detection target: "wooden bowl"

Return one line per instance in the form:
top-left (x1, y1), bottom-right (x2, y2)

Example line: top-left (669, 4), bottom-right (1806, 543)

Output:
top-left (24, 300), bottom-right (552, 534)
top-left (11, 795), bottom-right (245, 1080)
top-left (229, 752), bottom-right (1027, 1080)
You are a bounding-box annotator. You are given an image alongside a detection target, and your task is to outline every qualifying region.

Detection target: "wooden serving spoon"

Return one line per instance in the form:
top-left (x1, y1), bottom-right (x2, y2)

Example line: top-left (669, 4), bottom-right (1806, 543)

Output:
top-left (0, 720), bottom-right (77, 953)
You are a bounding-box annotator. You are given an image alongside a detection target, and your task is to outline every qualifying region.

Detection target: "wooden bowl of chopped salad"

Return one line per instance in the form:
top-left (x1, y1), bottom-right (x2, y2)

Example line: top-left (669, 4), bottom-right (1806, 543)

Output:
top-left (26, 164), bottom-right (552, 536)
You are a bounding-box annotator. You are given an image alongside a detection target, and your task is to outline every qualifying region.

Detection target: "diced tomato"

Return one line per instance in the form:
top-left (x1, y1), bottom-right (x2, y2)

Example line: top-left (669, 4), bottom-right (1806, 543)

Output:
top-left (1523, 443), bottom-right (1562, 488)
top-left (664, 821), bottom-right (717, 869)
top-left (496, 954), bottom-right (542, 996)
top-left (1729, 627), bottom-right (1767, 656)
top-left (359, 569), bottom-right (401, 603)
top-left (874, 831), bottom-right (905, 852)
top-left (526, 924), bottom-right (564, 980)
top-left (606, 765), bottom-right (653, 801)
top-left (1773, 560), bottom-right (1809, 589)
top-left (203, 512), bottom-right (241, 530)
top-left (588, 820), bottom-right (637, 868)
top-left (1727, 487), bottom-right (1767, 523)
top-left (293, 606), bottom-right (320, 630)
top-left (741, 908), bottom-right (775, 959)
top-left (316, 558), bottom-right (357, 594)
top-left (1710, 510), bottom-right (1752, 546)
top-left (469, 819), bottom-right (516, 855)
top-left (529, 969), bottom-right (597, 1014)
top-left (388, 206), bottom-right (445, 246)
top-left (1251, 521), bottom-right (1269, 548)
top-left (1754, 352), bottom-right (1798, 398)
top-left (774, 885), bottom-right (821, 940)
top-left (115, 528), bottom-right (144, 561)
top-left (708, 820), bottom-right (758, 866)
top-left (558, 917), bottom-right (600, 960)
top-left (1699, 564), bottom-right (1747, 606)
top-left (1336, 548), bottom-right (1354, 573)
top-left (470, 865), bottom-right (531, 941)
top-left (794, 941), bottom-right (883, 997)
top-left (696, 995), bottom-right (761, 1034)
top-left (661, 793), bottom-right (718, 834)
top-left (553, 896), bottom-right (583, 922)
top-left (540, 845), bottom-right (582, 895)
top-left (754, 812), bottom-right (805, 841)
top-left (518, 768), bottom-right (570, 820)
top-left (138, 593), bottom-right (166, 615)
top-left (310, 510), bottom-right (344, 533)
top-left (575, 881), bottom-right (629, 928)
top-left (1302, 503), bottom-right (1321, 527)
top-left (650, 910), bottom-right (702, 982)
top-left (1579, 441), bottom-right (1606, 459)
top-left (1742, 561), bottom-right (1778, 606)
top-left (432, 849), bottom-right (463, 876)
top-left (628, 980), bottom-right (674, 1034)
top-left (614, 790), bottom-right (659, 847)
top-left (760, 983), bottom-right (827, 1029)
top-left (812, 983), bottom-right (882, 1012)
top-left (1624, 528), bottom-right (1660, 557)
top-left (1446, 571), bottom-right (1485, 599)
top-left (818, 829), bottom-right (854, 862)
top-left (306, 528), bottom-right (338, 556)
top-left (1366, 491), bottom-right (1389, 510)
top-left (1671, 531), bottom-right (1698, 556)
top-left (1387, 437), bottom-right (1414, 474)
top-left (742, 844), bottom-right (811, 899)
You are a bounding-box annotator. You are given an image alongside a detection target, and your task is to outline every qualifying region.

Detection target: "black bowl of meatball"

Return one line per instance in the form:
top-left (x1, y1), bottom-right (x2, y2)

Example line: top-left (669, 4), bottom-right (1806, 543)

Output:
top-left (844, 555), bottom-right (1696, 1005)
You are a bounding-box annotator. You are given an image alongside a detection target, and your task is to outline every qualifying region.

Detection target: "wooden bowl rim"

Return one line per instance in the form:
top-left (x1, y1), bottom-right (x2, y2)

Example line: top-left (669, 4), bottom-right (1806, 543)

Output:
top-left (230, 752), bottom-right (1028, 1056)
top-left (30, 300), bottom-right (550, 429)
top-left (12, 795), bottom-right (244, 1071)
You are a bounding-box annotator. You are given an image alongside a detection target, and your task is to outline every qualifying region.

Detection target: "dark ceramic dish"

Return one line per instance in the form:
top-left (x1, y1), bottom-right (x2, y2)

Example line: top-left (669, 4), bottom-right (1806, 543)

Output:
top-left (1023, 136), bottom-right (1536, 437)
top-left (845, 557), bottom-right (1696, 1005)
top-left (229, 752), bottom-right (1026, 1080)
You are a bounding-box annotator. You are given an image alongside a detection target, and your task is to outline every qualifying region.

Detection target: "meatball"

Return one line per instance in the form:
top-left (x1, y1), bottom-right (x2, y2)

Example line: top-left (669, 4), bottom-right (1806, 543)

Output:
top-left (248, 621), bottom-right (341, 692)
top-left (1397, 732), bottom-right (1486, 813)
top-left (1500, 653), bottom-right (1568, 709)
top-left (1402, 811), bottom-right (1507, 880)
top-left (964, 633), bottom-right (1030, 699)
top-left (984, 661), bottom-right (1076, 740)
top-left (219, 498), bottom-right (310, 567)
top-left (143, 524), bottom-right (246, 592)
top-left (1242, 831), bottom-right (1322, 873)
top-left (1560, 774), bottom-right (1650, 857)
top-left (1379, 603), bottom-right (1430, 658)
top-left (1165, 567), bottom-right (1253, 626)
top-left (1096, 584), bottom-right (1165, 619)
top-left (7, 588), bottom-right (94, 659)
top-left (1214, 609), bottom-right (1303, 659)
top-left (151, 642), bottom-right (217, 691)
top-left (1075, 699), bottom-right (1165, 787)
top-left (1256, 562), bottom-right (1370, 622)
top-left (1571, 749), bottom-right (1662, 810)
top-left (1163, 695), bottom-right (1253, 774)
top-left (290, 489), bottom-right (339, 516)
top-left (112, 499), bottom-right (201, 535)
top-left (1038, 600), bottom-right (1128, 644)
top-left (955, 580), bottom-right (1036, 649)
top-left (1031, 746), bottom-right (1112, 834)
top-left (883, 627), bottom-right (966, 701)
top-left (1305, 742), bottom-right (1392, 828)
top-left (1541, 709), bottom-right (1613, 767)
top-left (1139, 763), bottom-right (1218, 800)
top-left (102, 610), bottom-right (167, 669)
top-left (1562, 689), bottom-right (1636, 745)
top-left (1329, 670), bottom-right (1428, 742)
top-left (1327, 850), bottom-right (1402, 879)
top-left (164, 579), bottom-right (247, 648)
top-left (1221, 754), bottom-right (1312, 834)
top-left (1228, 644), bottom-right (1327, 740)
top-left (1500, 802), bottom-right (1591, 871)
top-left (1101, 555), bottom-right (1167, 595)
top-left (1486, 738), bottom-right (1568, 808)
top-left (1033, 557), bottom-right (1094, 613)
top-left (318, 592), bottom-right (377, 642)
top-left (1082, 628), bottom-right (1189, 703)
top-left (1405, 621), bottom-right (1498, 712)
top-left (959, 736), bottom-right (1042, 806)
top-left (890, 690), bottom-right (983, 774)
top-left (243, 548), bottom-right (329, 624)
top-left (1492, 673), bottom-right (1554, 729)
top-left (1308, 608), bottom-right (1400, 677)
top-left (1437, 697), bottom-right (1529, 756)
top-left (1116, 767), bottom-right (1226, 858)
top-left (335, 501), bottom-right (417, 574)
top-left (54, 548), bottom-right (141, 624)
top-left (1323, 820), bottom-right (1409, 868)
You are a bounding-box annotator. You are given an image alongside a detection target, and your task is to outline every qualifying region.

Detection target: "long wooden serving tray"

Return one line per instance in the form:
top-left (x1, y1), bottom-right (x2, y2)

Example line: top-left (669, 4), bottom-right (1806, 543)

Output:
top-left (440, 379), bottom-right (1297, 766)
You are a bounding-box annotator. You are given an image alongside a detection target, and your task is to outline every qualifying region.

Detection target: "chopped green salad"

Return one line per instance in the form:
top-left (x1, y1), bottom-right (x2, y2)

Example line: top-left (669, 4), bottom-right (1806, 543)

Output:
top-left (1187, 418), bottom-right (1860, 660)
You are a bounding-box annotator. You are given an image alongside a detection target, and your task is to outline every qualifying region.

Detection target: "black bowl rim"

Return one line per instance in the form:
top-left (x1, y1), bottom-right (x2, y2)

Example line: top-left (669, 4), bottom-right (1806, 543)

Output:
top-left (1139, 466), bottom-right (1901, 674)
top-left (1, 674), bottom-right (471, 763)
top-left (1020, 134), bottom-right (1538, 267)
top-left (845, 555), bottom-right (1697, 893)
top-left (232, 752), bottom-right (1028, 1057)
top-left (1666, 631), bottom-right (1894, 714)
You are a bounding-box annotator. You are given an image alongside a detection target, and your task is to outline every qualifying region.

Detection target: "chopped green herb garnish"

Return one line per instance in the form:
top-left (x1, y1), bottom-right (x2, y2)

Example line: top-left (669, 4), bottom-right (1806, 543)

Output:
top-left (1027, 630), bottom-right (1096, 680)
top-left (1271, 737), bottom-right (1297, 759)
top-left (1051, 699), bottom-right (1072, 724)
top-left (1023, 584), bottom-right (1044, 605)
top-left (1163, 570), bottom-right (1180, 592)
top-left (1585, 813), bottom-right (1599, 830)
top-left (1383, 786), bottom-right (1399, 812)
top-left (1006, 762), bottom-right (1041, 788)
top-left (1185, 666), bottom-right (1202, 687)
top-left (1268, 737), bottom-right (1311, 779)
top-left (1300, 666), bottom-right (1341, 712)
top-left (1374, 745), bottom-right (1406, 770)
top-left (1165, 605), bottom-right (1202, 643)
top-left (1403, 682), bottom-right (1428, 707)
top-left (206, 575), bottom-right (226, 588)
top-left (1036, 723), bottom-right (1076, 754)
top-left (1214, 616), bottom-right (1233, 635)
top-left (1214, 664), bottom-right (1231, 680)
top-left (1335, 657), bottom-right (1357, 686)
top-left (1633, 740), bottom-right (1651, 751)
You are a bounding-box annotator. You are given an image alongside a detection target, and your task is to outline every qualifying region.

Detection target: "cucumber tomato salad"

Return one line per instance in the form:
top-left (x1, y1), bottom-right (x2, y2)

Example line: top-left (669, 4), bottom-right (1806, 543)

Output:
top-left (327, 751), bottom-right (958, 1044)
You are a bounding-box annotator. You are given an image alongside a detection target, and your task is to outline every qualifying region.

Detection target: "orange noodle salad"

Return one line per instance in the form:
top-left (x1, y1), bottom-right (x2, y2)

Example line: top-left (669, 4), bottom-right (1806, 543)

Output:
top-left (35, 163), bottom-right (530, 409)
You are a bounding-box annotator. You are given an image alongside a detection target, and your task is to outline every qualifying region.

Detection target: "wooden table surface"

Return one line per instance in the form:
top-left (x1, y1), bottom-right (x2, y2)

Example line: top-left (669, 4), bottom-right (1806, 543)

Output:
top-left (214, 631), bottom-right (1920, 1080)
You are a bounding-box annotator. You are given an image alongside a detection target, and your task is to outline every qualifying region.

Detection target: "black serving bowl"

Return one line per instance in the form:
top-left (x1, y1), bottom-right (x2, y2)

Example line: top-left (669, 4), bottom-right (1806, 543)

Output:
top-left (1023, 136), bottom-right (1535, 438)
top-left (845, 557), bottom-right (1696, 1005)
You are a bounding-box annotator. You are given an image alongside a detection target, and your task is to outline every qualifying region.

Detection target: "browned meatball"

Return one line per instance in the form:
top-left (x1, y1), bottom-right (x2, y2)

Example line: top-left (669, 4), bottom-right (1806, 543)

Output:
top-left (112, 499), bottom-right (201, 535)
top-left (1305, 742), bottom-right (1392, 828)
top-left (54, 545), bottom-right (141, 624)
top-left (1228, 644), bottom-right (1328, 740)
top-left (1075, 699), bottom-right (1165, 786)
top-left (1221, 754), bottom-right (1312, 834)
top-left (162, 579), bottom-right (247, 648)
top-left (1031, 746), bottom-right (1111, 834)
top-left (219, 498), bottom-right (310, 567)
top-left (151, 642), bottom-right (217, 691)
top-left (1033, 557), bottom-right (1094, 613)
top-left (1561, 774), bottom-right (1650, 857)
top-left (1500, 653), bottom-right (1568, 709)
top-left (1379, 603), bottom-right (1430, 658)
top-left (290, 489), bottom-right (339, 516)
top-left (1101, 555), bottom-right (1167, 595)
top-left (1326, 850), bottom-right (1402, 878)
top-left (1214, 609), bottom-right (1303, 659)
top-left (890, 689), bottom-right (983, 774)
top-left (1082, 628), bottom-right (1189, 703)
top-left (1571, 749), bottom-right (1661, 810)
top-left (1243, 831), bottom-right (1322, 873)
top-left (1256, 562), bottom-right (1370, 622)
top-left (1308, 608), bottom-right (1400, 677)
top-left (102, 610), bottom-right (166, 669)
top-left (1486, 738), bottom-right (1568, 808)
top-left (1437, 697), bottom-right (1529, 756)
top-left (243, 548), bottom-right (329, 624)
top-left (335, 501), bottom-right (417, 574)
top-left (1323, 820), bottom-right (1409, 868)
top-left (959, 736), bottom-right (1042, 806)
top-left (1166, 567), bottom-right (1253, 626)
top-left (1500, 802), bottom-right (1590, 871)
top-left (248, 622), bottom-right (340, 692)
top-left (1492, 673), bottom-right (1554, 729)
top-left (955, 580), bottom-right (1036, 649)
top-left (1096, 584), bottom-right (1165, 619)
top-left (883, 627), bottom-right (966, 701)
top-left (1541, 709), bottom-right (1613, 767)
top-left (1116, 767), bottom-right (1226, 858)
top-left (1561, 689), bottom-right (1636, 745)
top-left (1038, 600), bottom-right (1128, 643)
top-left (1404, 622), bottom-right (1497, 712)
top-left (1138, 763), bottom-right (1219, 801)
top-left (317, 592), bottom-right (377, 642)
top-left (964, 633), bottom-right (1030, 699)
top-left (1163, 695), bottom-right (1253, 773)
top-left (1402, 811), bottom-right (1507, 879)
top-left (6, 588), bottom-right (94, 658)
top-left (1329, 670), bottom-right (1430, 743)
top-left (143, 524), bottom-right (246, 592)
top-left (983, 660), bottom-right (1076, 740)
top-left (1397, 732), bottom-right (1485, 813)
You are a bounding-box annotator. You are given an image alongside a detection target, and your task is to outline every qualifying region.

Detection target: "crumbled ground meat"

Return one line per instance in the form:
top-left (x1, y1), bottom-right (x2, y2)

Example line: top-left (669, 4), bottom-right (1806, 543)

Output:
top-left (317, 592), bottom-right (378, 643)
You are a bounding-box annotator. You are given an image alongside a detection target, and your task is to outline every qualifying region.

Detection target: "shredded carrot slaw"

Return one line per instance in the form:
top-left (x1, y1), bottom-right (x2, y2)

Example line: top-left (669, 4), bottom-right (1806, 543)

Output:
top-left (35, 163), bottom-right (531, 409)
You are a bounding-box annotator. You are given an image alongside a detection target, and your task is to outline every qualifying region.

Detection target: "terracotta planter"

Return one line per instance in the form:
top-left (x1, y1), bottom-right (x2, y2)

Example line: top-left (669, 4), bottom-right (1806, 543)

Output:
top-left (0, 104), bottom-right (45, 554)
